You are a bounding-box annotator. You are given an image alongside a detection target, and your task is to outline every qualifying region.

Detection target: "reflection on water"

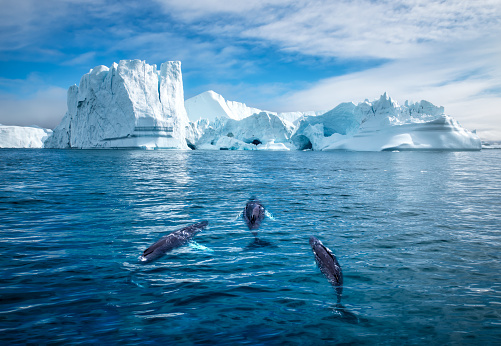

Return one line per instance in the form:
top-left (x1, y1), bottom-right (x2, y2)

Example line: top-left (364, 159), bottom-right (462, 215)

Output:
top-left (0, 149), bottom-right (500, 344)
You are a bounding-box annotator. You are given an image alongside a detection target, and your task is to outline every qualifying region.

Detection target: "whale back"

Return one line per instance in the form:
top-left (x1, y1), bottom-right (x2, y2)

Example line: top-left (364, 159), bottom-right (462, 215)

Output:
top-left (141, 221), bottom-right (208, 263)
top-left (309, 236), bottom-right (343, 302)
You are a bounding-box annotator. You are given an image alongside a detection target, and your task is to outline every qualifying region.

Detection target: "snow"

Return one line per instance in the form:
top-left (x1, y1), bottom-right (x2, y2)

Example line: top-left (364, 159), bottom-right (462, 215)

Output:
top-left (185, 90), bottom-right (322, 125)
top-left (0, 125), bottom-right (52, 148)
top-left (190, 111), bottom-right (295, 150)
top-left (3, 59), bottom-right (481, 151)
top-left (291, 93), bottom-right (481, 151)
top-left (185, 90), bottom-right (265, 122)
top-left (45, 60), bottom-right (190, 149)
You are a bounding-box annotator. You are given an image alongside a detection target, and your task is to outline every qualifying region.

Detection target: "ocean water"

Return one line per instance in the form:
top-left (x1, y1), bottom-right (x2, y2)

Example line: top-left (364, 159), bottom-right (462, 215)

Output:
top-left (1, 149), bottom-right (500, 345)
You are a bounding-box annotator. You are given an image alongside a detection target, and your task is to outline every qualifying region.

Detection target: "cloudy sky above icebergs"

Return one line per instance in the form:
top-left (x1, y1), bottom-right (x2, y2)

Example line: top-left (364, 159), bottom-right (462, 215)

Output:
top-left (0, 0), bottom-right (500, 140)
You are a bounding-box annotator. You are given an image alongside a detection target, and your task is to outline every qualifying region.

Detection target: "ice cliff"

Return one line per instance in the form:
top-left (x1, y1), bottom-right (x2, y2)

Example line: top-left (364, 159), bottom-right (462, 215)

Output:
top-left (3, 59), bottom-right (480, 151)
top-left (0, 125), bottom-right (52, 148)
top-left (44, 60), bottom-right (190, 149)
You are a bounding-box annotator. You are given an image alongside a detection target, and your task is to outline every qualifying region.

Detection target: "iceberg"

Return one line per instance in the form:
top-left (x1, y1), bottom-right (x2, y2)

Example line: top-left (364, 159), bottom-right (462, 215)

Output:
top-left (44, 60), bottom-right (190, 149)
top-left (185, 90), bottom-right (323, 126)
top-left (0, 125), bottom-right (52, 148)
top-left (3, 58), bottom-right (480, 151)
top-left (291, 93), bottom-right (481, 151)
top-left (185, 90), bottom-right (265, 122)
top-left (189, 111), bottom-right (295, 150)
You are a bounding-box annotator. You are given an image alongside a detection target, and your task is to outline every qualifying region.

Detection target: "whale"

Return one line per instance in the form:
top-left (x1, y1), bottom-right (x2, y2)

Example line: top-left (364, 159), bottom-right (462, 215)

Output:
top-left (309, 236), bottom-right (362, 324)
top-left (309, 236), bottom-right (343, 303)
top-left (140, 221), bottom-right (208, 263)
top-left (243, 199), bottom-right (265, 234)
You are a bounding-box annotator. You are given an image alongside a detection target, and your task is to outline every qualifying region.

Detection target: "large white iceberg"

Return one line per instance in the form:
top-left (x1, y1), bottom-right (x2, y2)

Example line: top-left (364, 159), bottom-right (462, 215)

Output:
top-left (186, 92), bottom-right (480, 151)
top-left (291, 93), bottom-right (481, 151)
top-left (2, 58), bottom-right (481, 151)
top-left (45, 60), bottom-right (190, 149)
top-left (0, 125), bottom-right (52, 148)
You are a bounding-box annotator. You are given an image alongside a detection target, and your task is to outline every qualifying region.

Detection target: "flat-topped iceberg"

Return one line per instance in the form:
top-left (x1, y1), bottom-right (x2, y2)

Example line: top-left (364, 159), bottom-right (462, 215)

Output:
top-left (0, 125), bottom-right (52, 148)
top-left (45, 60), bottom-right (190, 149)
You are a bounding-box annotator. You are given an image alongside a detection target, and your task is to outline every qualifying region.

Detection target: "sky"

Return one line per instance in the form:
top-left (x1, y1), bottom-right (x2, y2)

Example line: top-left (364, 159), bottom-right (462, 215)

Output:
top-left (0, 0), bottom-right (500, 141)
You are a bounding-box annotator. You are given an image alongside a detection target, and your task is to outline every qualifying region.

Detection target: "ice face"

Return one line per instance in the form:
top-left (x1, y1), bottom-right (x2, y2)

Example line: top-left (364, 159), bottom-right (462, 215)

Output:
top-left (44, 60), bottom-right (190, 149)
top-left (0, 125), bottom-right (52, 148)
top-left (39, 59), bottom-right (481, 152)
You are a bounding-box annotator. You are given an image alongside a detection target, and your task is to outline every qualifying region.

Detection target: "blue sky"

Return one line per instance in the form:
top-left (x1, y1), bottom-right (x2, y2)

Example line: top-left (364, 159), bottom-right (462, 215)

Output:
top-left (1, 0), bottom-right (500, 140)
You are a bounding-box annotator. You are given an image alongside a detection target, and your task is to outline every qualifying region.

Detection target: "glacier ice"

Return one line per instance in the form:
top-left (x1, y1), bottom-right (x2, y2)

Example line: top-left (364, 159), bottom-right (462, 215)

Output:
top-left (185, 90), bottom-right (323, 126)
top-left (44, 60), bottom-right (190, 149)
top-left (187, 91), bottom-right (481, 151)
top-left (185, 90), bottom-right (265, 122)
top-left (290, 93), bottom-right (481, 151)
top-left (0, 125), bottom-right (52, 148)
top-left (3, 59), bottom-right (481, 151)
top-left (188, 111), bottom-right (295, 150)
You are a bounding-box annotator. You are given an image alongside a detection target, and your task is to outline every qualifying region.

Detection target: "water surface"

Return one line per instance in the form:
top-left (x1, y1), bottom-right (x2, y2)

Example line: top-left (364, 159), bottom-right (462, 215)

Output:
top-left (1, 149), bottom-right (500, 344)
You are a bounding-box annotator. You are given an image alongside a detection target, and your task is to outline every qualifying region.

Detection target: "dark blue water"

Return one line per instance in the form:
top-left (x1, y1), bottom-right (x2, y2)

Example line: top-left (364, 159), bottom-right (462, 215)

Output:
top-left (1, 149), bottom-right (500, 345)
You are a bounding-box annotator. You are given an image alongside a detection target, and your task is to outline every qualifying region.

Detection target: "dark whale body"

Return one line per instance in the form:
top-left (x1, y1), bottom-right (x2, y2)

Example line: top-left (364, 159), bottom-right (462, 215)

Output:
top-left (140, 221), bottom-right (208, 263)
top-left (243, 199), bottom-right (265, 232)
top-left (309, 236), bottom-right (362, 324)
top-left (309, 236), bottom-right (343, 303)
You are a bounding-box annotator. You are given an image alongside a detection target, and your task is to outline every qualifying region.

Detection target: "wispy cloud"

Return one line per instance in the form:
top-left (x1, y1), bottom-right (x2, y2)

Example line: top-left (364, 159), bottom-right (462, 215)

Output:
top-left (0, 0), bottom-right (499, 139)
top-left (153, 0), bottom-right (501, 140)
top-left (155, 0), bottom-right (501, 59)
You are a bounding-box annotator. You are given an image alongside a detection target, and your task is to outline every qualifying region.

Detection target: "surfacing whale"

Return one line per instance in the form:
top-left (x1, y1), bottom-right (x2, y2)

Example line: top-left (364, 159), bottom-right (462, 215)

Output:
top-left (309, 236), bottom-right (343, 303)
top-left (243, 199), bottom-right (265, 234)
top-left (140, 221), bottom-right (208, 263)
top-left (242, 199), bottom-right (273, 249)
top-left (309, 236), bottom-right (360, 324)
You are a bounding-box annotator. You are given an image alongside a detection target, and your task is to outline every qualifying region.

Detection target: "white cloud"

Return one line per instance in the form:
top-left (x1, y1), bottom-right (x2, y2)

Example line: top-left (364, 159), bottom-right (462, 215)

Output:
top-left (154, 0), bottom-right (501, 140)
top-left (155, 0), bottom-right (501, 59)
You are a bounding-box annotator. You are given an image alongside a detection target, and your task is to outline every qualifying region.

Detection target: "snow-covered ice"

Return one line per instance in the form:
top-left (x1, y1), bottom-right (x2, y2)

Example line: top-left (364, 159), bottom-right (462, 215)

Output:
top-left (2, 59), bottom-right (481, 151)
top-left (185, 90), bottom-right (265, 122)
top-left (185, 90), bottom-right (323, 125)
top-left (0, 125), bottom-right (52, 148)
top-left (45, 60), bottom-right (190, 149)
top-left (291, 93), bottom-right (481, 151)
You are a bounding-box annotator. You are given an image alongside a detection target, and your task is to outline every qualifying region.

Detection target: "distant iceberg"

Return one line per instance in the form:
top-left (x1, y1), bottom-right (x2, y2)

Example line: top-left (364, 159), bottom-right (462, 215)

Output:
top-left (0, 125), bottom-right (52, 148)
top-left (185, 90), bottom-right (324, 126)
